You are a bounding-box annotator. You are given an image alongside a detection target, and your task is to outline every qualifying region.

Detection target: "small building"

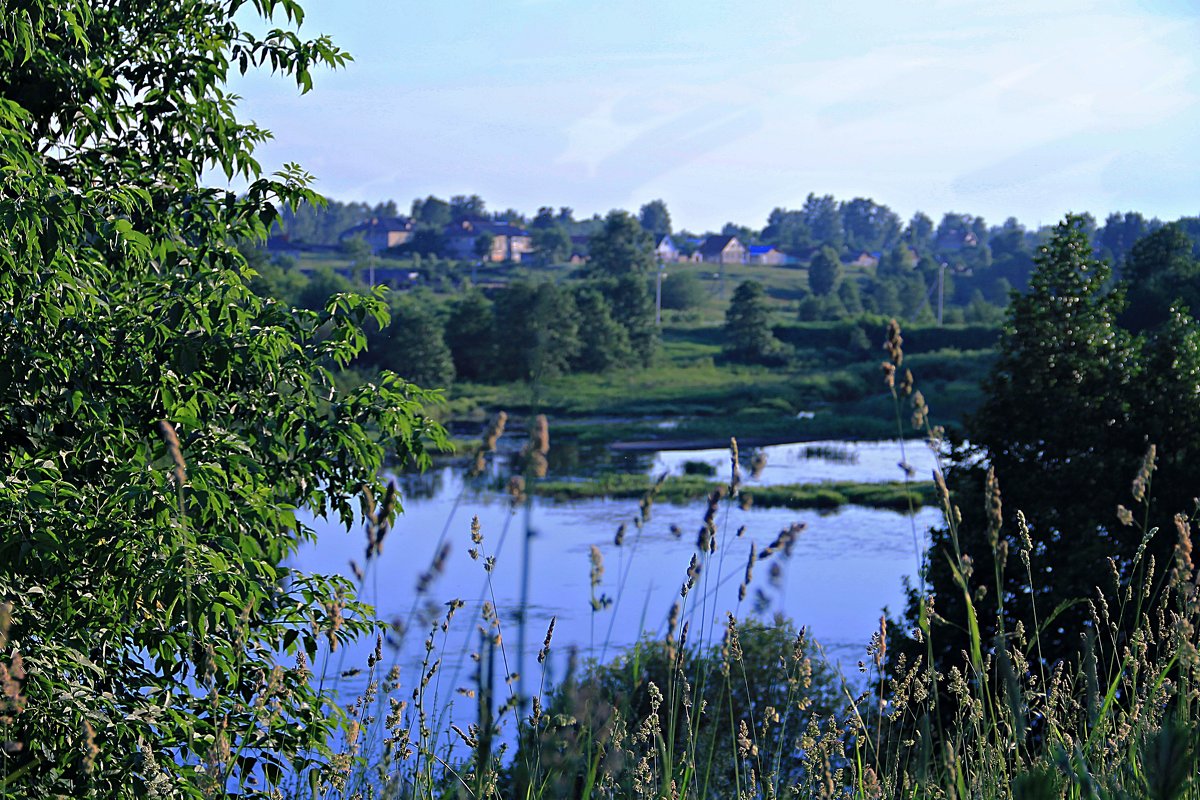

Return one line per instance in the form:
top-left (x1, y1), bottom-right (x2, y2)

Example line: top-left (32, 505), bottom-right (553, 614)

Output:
top-left (443, 219), bottom-right (534, 263)
top-left (747, 245), bottom-right (786, 266)
top-left (850, 250), bottom-right (881, 269)
top-left (569, 235), bottom-right (591, 263)
top-left (654, 235), bottom-right (680, 263)
top-left (338, 217), bottom-right (414, 253)
top-left (698, 235), bottom-right (747, 265)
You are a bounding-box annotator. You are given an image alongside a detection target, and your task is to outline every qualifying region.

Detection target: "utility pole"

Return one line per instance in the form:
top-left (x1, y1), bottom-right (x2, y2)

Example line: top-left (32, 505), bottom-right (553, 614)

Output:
top-left (937, 262), bottom-right (945, 327)
top-left (655, 259), bottom-right (665, 326)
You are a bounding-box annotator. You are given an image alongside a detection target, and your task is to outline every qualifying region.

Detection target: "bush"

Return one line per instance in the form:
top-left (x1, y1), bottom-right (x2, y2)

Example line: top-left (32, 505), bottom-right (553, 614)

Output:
top-left (660, 269), bottom-right (708, 310)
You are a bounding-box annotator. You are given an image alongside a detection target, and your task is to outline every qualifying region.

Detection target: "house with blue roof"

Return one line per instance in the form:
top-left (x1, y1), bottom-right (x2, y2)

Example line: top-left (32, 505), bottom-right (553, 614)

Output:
top-left (747, 245), bottom-right (786, 265)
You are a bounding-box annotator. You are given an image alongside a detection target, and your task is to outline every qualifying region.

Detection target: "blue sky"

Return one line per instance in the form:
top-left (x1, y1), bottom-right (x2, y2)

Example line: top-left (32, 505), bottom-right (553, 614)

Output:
top-left (230, 0), bottom-right (1200, 232)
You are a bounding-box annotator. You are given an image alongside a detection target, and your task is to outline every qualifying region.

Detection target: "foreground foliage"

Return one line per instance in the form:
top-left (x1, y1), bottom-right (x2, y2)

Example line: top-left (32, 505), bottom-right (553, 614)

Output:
top-left (0, 1), bottom-right (444, 796)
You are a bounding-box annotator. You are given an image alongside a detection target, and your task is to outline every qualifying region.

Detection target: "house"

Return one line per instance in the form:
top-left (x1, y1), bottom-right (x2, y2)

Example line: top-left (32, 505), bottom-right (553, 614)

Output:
top-left (698, 235), bottom-right (746, 265)
top-left (338, 217), bottom-right (414, 253)
top-left (569, 235), bottom-right (591, 263)
top-left (850, 251), bottom-right (881, 268)
top-left (654, 235), bottom-right (680, 263)
top-left (747, 245), bottom-right (786, 266)
top-left (443, 219), bottom-right (534, 262)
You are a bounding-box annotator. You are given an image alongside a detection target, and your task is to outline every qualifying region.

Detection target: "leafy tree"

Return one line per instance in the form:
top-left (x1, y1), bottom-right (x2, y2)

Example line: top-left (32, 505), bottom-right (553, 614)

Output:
top-left (296, 266), bottom-right (358, 311)
top-left (245, 251), bottom-right (306, 304)
top-left (868, 278), bottom-right (903, 318)
top-left (638, 199), bottom-right (672, 236)
top-left (1120, 224), bottom-right (1200, 332)
top-left (989, 277), bottom-right (1014, 305)
top-left (605, 274), bottom-right (659, 367)
top-left (0, 2), bottom-right (446, 796)
top-left (340, 232), bottom-right (373, 260)
top-left (964, 289), bottom-right (1004, 325)
top-left (721, 221), bottom-right (755, 242)
top-left (660, 269), bottom-right (707, 311)
top-left (988, 217), bottom-right (1037, 290)
top-left (898, 271), bottom-right (930, 320)
top-left (837, 277), bottom-right (864, 316)
top-left (902, 215), bottom-right (1185, 675)
top-left (808, 246), bottom-right (842, 296)
top-left (493, 207), bottom-right (527, 226)
top-left (934, 212), bottom-right (976, 252)
top-left (572, 288), bottom-right (633, 372)
top-left (904, 211), bottom-right (935, 254)
top-left (877, 242), bottom-right (917, 277)
top-left (492, 281), bottom-right (581, 382)
top-left (450, 193), bottom-right (487, 220)
top-left (474, 230), bottom-right (497, 261)
top-left (587, 210), bottom-right (656, 278)
top-left (724, 280), bottom-right (785, 363)
top-left (275, 197), bottom-right (398, 245)
top-left (989, 217), bottom-right (1031, 261)
top-left (796, 291), bottom-right (824, 321)
top-left (531, 206), bottom-right (558, 229)
top-left (412, 194), bottom-right (452, 227)
top-left (840, 197), bottom-right (901, 253)
top-left (532, 224), bottom-right (571, 265)
top-left (369, 295), bottom-right (456, 388)
top-left (445, 289), bottom-right (497, 381)
top-left (762, 207), bottom-right (813, 253)
top-left (802, 193), bottom-right (844, 251)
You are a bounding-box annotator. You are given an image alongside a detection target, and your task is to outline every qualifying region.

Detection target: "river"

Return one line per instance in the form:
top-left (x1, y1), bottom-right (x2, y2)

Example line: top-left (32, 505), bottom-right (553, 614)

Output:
top-left (290, 438), bottom-right (944, 714)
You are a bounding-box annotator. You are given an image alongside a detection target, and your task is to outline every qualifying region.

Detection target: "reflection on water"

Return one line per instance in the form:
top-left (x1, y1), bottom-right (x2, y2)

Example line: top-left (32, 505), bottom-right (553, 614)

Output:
top-left (546, 439), bottom-right (655, 476)
top-left (652, 438), bottom-right (944, 486)
top-left (292, 439), bottom-right (942, 711)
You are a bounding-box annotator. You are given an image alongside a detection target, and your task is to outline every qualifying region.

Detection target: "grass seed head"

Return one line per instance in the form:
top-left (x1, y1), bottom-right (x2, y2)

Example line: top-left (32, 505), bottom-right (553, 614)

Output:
top-left (157, 419), bottom-right (186, 486)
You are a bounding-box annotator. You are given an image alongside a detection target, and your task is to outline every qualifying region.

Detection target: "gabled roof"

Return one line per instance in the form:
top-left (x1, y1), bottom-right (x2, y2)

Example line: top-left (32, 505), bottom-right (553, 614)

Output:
top-left (698, 235), bottom-right (740, 255)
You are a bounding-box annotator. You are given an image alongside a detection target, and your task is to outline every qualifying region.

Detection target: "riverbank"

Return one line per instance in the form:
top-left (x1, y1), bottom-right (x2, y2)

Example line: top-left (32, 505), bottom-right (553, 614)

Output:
top-left (532, 474), bottom-right (936, 511)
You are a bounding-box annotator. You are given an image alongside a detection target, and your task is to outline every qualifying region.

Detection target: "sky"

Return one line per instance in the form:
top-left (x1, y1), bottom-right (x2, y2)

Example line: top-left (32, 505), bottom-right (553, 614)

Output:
top-left (229, 0), bottom-right (1200, 233)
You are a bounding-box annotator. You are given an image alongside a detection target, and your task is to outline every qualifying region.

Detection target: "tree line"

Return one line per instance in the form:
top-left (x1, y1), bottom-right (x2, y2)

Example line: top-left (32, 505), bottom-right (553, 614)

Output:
top-left (355, 211), bottom-right (663, 387)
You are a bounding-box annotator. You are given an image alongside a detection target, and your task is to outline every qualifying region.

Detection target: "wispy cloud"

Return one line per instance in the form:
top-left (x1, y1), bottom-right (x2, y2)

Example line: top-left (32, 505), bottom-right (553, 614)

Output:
top-left (228, 1), bottom-right (1200, 230)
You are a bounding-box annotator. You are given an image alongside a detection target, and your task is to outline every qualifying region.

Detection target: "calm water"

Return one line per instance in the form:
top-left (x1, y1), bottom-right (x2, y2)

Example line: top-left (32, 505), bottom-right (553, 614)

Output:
top-left (290, 439), bottom-right (944, 709)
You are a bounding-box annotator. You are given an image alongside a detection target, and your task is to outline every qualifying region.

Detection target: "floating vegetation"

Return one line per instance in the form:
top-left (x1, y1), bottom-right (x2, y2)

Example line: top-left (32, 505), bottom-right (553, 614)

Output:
top-left (533, 474), bottom-right (934, 512)
top-left (801, 443), bottom-right (860, 463)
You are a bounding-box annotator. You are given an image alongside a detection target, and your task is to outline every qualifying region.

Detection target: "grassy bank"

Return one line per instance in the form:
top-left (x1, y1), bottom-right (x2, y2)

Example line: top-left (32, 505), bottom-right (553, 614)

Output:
top-left (534, 474), bottom-right (936, 511)
top-left (442, 329), bottom-right (995, 447)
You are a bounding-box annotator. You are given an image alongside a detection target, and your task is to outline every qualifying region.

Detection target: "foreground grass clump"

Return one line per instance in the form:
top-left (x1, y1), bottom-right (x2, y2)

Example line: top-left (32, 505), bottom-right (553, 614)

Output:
top-left (504, 619), bottom-right (842, 799)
